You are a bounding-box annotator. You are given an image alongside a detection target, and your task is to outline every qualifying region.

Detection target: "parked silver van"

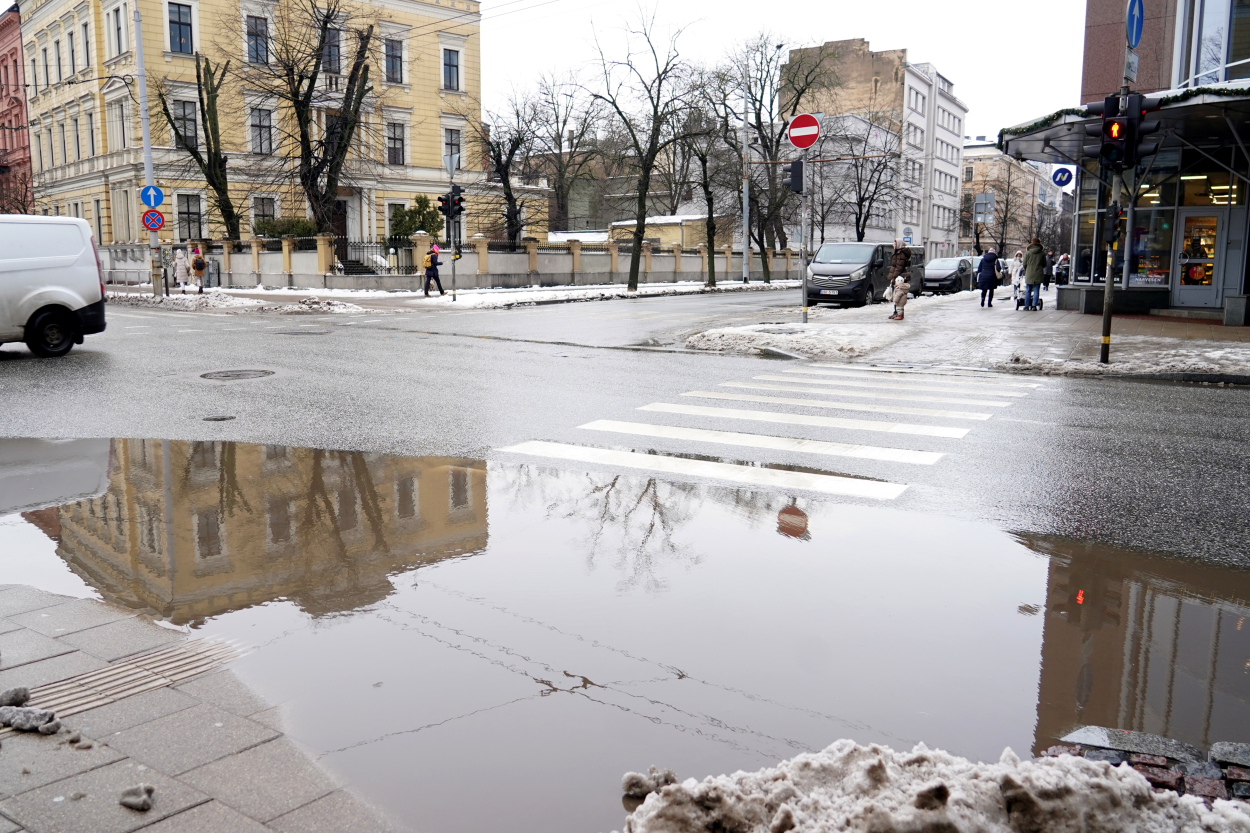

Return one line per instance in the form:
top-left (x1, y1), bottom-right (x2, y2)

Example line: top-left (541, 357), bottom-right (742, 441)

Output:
top-left (0, 216), bottom-right (106, 357)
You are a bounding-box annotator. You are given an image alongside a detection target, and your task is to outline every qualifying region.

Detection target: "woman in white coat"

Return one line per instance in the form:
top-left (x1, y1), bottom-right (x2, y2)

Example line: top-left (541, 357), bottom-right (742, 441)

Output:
top-left (172, 249), bottom-right (191, 287)
top-left (1008, 250), bottom-right (1025, 300)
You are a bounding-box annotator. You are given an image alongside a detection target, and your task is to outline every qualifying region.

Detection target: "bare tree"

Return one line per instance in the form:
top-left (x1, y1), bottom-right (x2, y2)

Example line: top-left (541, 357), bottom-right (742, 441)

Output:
top-left (155, 56), bottom-right (242, 239)
top-left (960, 161), bottom-right (1036, 256)
top-left (529, 74), bottom-right (601, 233)
top-left (591, 10), bottom-right (693, 291)
top-left (0, 164), bottom-right (36, 214)
top-left (229, 0), bottom-right (375, 233)
top-left (814, 109), bottom-right (910, 242)
top-left (463, 92), bottom-right (545, 245)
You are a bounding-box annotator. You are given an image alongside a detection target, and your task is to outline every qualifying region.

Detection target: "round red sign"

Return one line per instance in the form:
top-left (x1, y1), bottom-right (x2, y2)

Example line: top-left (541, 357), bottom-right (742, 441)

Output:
top-left (787, 113), bottom-right (821, 150)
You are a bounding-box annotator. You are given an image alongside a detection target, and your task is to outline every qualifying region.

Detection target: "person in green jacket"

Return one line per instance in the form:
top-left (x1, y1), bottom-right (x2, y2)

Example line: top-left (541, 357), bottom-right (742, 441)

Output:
top-left (1023, 238), bottom-right (1046, 310)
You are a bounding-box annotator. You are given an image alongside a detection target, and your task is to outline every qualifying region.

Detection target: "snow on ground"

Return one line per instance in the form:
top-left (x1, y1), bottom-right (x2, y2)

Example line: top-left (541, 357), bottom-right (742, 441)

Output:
top-left (620, 740), bottom-right (1250, 833)
top-left (398, 280), bottom-right (801, 309)
top-left (686, 292), bottom-right (965, 360)
top-left (107, 290), bottom-right (263, 312)
top-left (997, 337), bottom-right (1250, 379)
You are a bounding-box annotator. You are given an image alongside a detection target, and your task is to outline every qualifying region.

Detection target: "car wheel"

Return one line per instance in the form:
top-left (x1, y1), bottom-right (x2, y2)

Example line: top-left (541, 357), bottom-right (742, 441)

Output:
top-left (25, 309), bottom-right (76, 358)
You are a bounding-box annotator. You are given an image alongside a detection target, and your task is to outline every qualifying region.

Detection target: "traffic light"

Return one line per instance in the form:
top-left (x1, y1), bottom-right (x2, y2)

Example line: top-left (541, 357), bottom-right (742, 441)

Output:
top-left (1100, 92), bottom-right (1130, 169)
top-left (437, 193), bottom-right (450, 217)
top-left (1104, 202), bottom-right (1123, 243)
top-left (450, 184), bottom-right (465, 216)
top-left (1124, 93), bottom-right (1162, 166)
top-left (781, 159), bottom-right (803, 193)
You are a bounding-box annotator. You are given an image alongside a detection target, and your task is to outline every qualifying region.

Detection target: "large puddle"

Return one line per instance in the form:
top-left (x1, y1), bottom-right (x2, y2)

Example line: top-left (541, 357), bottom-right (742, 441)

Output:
top-left (2, 438), bottom-right (1248, 832)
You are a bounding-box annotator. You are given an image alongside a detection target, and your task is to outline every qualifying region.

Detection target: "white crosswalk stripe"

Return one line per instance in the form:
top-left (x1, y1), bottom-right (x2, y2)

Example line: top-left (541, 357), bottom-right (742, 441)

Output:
top-left (681, 390), bottom-right (994, 421)
top-left (497, 441), bottom-right (909, 499)
top-left (579, 419), bottom-right (944, 464)
top-left (726, 381), bottom-right (1012, 408)
top-left (765, 372), bottom-right (1029, 398)
top-left (639, 402), bottom-right (970, 438)
top-left (808, 363), bottom-right (1043, 388)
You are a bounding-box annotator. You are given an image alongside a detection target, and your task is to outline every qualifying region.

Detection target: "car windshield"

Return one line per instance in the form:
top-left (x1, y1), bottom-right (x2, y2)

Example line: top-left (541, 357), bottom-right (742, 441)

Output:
top-left (927, 258), bottom-right (964, 269)
top-left (812, 243), bottom-right (877, 264)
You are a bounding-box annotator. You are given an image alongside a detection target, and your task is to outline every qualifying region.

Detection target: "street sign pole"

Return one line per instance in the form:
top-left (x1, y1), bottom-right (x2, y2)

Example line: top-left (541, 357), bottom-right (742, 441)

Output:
top-left (741, 72), bottom-right (750, 284)
top-left (132, 5), bottom-right (162, 297)
top-left (800, 147), bottom-right (809, 324)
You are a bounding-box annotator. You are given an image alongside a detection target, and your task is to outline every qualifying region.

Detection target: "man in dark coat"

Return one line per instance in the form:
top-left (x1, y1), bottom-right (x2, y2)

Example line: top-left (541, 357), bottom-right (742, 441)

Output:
top-left (977, 250), bottom-right (999, 308)
top-left (1043, 250), bottom-right (1054, 291)
top-left (424, 245), bottom-right (445, 296)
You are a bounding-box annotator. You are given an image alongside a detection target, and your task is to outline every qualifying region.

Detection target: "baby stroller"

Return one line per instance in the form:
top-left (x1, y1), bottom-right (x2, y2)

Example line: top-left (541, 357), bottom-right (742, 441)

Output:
top-left (1015, 291), bottom-right (1044, 310)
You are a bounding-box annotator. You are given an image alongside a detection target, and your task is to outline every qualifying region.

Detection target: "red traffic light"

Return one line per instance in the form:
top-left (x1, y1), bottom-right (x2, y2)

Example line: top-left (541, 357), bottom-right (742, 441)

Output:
top-left (1103, 119), bottom-right (1126, 139)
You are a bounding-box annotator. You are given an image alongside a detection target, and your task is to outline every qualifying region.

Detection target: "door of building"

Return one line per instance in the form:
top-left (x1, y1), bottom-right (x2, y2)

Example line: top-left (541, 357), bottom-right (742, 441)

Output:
top-left (1173, 209), bottom-right (1224, 307)
top-left (332, 200), bottom-right (349, 262)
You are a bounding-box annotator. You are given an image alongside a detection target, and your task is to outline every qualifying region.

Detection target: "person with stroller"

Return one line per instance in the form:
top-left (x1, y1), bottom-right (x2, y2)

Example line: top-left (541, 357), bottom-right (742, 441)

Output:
top-left (1023, 237), bottom-right (1046, 310)
top-left (423, 244), bottom-right (445, 296)
top-left (1008, 250), bottom-right (1025, 303)
top-left (977, 250), bottom-right (999, 307)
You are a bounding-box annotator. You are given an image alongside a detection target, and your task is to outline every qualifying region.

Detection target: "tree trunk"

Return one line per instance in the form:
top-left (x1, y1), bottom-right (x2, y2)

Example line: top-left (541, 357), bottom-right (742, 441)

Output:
top-left (699, 157), bottom-right (716, 288)
top-left (627, 165), bottom-right (652, 291)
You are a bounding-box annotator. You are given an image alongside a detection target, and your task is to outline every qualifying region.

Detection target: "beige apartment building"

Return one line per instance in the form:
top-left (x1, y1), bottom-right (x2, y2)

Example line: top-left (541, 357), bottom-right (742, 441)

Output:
top-left (958, 138), bottom-right (1064, 257)
top-left (19, 0), bottom-right (483, 243)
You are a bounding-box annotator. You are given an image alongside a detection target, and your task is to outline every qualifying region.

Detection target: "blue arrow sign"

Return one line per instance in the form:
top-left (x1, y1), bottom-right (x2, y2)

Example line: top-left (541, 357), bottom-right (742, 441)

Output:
top-left (140, 185), bottom-right (164, 209)
top-left (1126, 0), bottom-right (1144, 49)
top-left (1053, 168), bottom-right (1073, 187)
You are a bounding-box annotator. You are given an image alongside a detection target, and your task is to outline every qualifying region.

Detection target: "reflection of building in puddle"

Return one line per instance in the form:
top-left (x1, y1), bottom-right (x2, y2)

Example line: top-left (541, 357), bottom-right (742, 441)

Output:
top-left (1024, 534), bottom-right (1250, 755)
top-left (44, 440), bottom-right (487, 624)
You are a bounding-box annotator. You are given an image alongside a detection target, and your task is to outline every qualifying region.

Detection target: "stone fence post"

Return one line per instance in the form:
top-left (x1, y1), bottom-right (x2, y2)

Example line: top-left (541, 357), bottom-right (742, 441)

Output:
top-left (722, 244), bottom-right (733, 279)
top-left (281, 237), bottom-right (294, 286)
top-left (608, 240), bottom-right (620, 282)
top-left (672, 243), bottom-right (682, 275)
top-left (525, 239), bottom-right (539, 276)
top-left (641, 241), bottom-right (653, 281)
top-left (472, 236), bottom-right (489, 274)
top-left (221, 241), bottom-right (233, 287)
top-left (251, 238), bottom-right (264, 284)
top-left (569, 239), bottom-right (582, 285)
top-left (315, 234), bottom-right (334, 275)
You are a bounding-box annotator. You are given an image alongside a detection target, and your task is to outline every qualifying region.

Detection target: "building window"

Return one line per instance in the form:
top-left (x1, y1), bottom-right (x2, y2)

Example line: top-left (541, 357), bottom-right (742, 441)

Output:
top-left (906, 123), bottom-right (924, 148)
top-left (173, 100), bottom-right (196, 149)
top-left (82, 23), bottom-right (90, 66)
top-left (177, 193), bottom-right (203, 240)
top-left (87, 111), bottom-right (95, 155)
top-left (396, 476), bottom-right (416, 519)
top-left (384, 38), bottom-right (402, 83)
top-left (68, 32), bottom-right (76, 73)
top-left (964, 166), bottom-right (974, 182)
top-left (323, 27), bottom-right (340, 74)
top-left (29, 58), bottom-right (36, 95)
top-left (254, 196), bottom-right (275, 224)
top-left (169, 3), bottom-right (193, 54)
top-left (59, 123), bottom-right (66, 162)
top-left (386, 122), bottom-right (404, 165)
top-left (908, 87), bottom-right (925, 115)
top-left (443, 48), bottom-right (459, 91)
top-left (41, 48), bottom-right (48, 87)
top-left (246, 16), bottom-right (268, 64)
top-left (251, 108), bottom-right (272, 154)
top-left (94, 199), bottom-right (102, 240)
top-left (267, 497), bottom-right (290, 544)
top-left (195, 510), bottom-right (222, 558)
top-left (72, 117), bottom-right (80, 159)
top-left (113, 6), bottom-right (125, 55)
top-left (444, 127), bottom-right (460, 166)
top-left (54, 40), bottom-right (62, 81)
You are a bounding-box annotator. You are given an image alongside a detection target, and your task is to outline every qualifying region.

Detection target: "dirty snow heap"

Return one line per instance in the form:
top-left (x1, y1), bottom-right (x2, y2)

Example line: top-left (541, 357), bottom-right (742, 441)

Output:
top-left (621, 740), bottom-right (1250, 833)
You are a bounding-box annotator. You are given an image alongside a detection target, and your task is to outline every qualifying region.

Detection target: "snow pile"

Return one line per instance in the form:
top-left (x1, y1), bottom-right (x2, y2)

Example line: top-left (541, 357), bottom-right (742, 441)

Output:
top-left (106, 290), bottom-right (262, 311)
top-left (686, 293), bottom-right (965, 359)
top-left (402, 280), bottom-right (801, 310)
top-left (261, 296), bottom-right (367, 314)
top-left (621, 740), bottom-right (1250, 833)
top-left (997, 337), bottom-right (1250, 379)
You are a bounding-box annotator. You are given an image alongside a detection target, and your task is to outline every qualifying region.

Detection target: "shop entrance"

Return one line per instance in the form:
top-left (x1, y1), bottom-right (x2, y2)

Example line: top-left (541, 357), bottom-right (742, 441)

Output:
top-left (1173, 210), bottom-right (1224, 308)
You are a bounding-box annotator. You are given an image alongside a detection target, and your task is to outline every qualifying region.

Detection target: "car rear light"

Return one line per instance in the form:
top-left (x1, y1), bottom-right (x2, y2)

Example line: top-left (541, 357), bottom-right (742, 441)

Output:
top-left (91, 235), bottom-right (105, 301)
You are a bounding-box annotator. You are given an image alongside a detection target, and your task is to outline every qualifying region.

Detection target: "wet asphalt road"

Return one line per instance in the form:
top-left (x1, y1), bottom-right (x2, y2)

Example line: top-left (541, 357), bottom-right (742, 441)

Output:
top-left (1, 292), bottom-right (1248, 567)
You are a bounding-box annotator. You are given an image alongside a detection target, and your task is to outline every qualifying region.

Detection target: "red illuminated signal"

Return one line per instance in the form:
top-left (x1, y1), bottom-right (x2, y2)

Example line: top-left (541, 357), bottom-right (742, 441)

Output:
top-left (1076, 590), bottom-right (1085, 605)
top-left (1107, 122), bottom-right (1122, 138)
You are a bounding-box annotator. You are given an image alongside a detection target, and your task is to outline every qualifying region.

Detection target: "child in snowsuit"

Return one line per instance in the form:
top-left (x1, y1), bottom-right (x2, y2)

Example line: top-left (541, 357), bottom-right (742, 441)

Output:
top-left (889, 275), bottom-right (911, 320)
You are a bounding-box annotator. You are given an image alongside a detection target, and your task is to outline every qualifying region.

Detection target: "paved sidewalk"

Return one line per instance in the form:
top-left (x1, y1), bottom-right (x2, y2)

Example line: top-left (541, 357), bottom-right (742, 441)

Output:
top-left (0, 586), bottom-right (405, 833)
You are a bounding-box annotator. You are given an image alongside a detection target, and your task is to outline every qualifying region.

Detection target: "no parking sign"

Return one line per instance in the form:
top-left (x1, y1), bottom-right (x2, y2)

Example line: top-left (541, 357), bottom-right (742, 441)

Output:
top-left (141, 210), bottom-right (165, 231)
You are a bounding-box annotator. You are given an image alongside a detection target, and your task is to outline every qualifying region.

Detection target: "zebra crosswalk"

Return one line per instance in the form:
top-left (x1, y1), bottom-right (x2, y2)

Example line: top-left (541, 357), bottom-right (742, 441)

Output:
top-left (497, 362), bottom-right (1042, 501)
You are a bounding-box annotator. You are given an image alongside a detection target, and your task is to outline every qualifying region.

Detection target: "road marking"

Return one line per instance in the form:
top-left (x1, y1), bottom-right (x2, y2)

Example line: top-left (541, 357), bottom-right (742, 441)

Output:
top-left (497, 440), bottom-right (908, 499)
top-left (639, 403), bottom-right (970, 438)
top-left (731, 381), bottom-right (1011, 407)
top-left (221, 327), bottom-right (246, 331)
top-left (363, 319), bottom-right (383, 323)
top-left (122, 325), bottom-right (151, 329)
top-left (767, 373), bottom-right (1029, 398)
top-left (176, 329), bottom-right (205, 333)
top-left (682, 391), bottom-right (993, 421)
top-left (579, 420), bottom-right (943, 465)
top-left (808, 363), bottom-right (1042, 388)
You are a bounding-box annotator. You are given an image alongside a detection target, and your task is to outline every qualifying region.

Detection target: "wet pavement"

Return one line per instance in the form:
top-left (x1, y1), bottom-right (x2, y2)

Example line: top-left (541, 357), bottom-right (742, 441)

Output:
top-left (2, 438), bottom-right (1249, 832)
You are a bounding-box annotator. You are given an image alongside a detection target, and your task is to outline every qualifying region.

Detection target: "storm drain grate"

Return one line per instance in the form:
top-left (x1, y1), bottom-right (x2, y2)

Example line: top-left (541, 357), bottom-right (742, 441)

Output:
top-left (0, 639), bottom-right (243, 736)
top-left (200, 370), bottom-right (275, 381)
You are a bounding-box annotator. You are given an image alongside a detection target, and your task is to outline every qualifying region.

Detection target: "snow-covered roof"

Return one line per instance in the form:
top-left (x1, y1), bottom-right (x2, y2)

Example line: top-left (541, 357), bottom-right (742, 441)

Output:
top-left (609, 214), bottom-right (709, 227)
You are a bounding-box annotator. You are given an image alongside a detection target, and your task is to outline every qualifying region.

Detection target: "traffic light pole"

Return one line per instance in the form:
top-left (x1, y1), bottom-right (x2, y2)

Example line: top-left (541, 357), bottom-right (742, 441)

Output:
top-left (800, 148), bottom-right (809, 324)
top-left (1100, 171), bottom-right (1123, 364)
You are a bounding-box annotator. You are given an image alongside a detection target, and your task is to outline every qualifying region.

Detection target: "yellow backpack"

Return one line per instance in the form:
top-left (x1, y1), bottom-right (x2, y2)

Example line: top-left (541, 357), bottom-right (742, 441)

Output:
top-left (422, 252), bottom-right (433, 269)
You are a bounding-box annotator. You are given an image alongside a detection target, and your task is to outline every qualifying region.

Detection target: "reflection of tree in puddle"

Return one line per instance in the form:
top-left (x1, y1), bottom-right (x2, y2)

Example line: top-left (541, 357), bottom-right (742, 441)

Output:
top-left (495, 461), bottom-right (812, 591)
top-left (1021, 533), bottom-right (1250, 755)
top-left (39, 440), bottom-right (489, 624)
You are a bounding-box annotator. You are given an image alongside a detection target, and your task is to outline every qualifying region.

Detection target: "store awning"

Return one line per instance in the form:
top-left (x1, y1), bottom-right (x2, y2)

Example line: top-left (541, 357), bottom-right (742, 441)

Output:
top-left (998, 86), bottom-right (1250, 171)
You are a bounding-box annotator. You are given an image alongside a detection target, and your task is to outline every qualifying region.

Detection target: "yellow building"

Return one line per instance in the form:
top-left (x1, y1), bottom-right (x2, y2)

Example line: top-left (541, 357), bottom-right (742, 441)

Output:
top-left (608, 214), bottom-right (733, 248)
top-left (20, 0), bottom-right (483, 243)
top-left (49, 439), bottom-right (488, 624)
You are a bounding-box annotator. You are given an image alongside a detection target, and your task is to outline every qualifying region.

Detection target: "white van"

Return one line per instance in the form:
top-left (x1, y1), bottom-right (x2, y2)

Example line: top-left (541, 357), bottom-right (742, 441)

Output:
top-left (0, 215), bottom-right (106, 357)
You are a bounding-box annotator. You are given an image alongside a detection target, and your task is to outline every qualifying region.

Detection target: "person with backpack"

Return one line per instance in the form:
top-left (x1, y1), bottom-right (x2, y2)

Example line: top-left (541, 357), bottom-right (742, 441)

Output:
top-left (190, 247), bottom-right (207, 294)
top-left (423, 245), bottom-right (444, 296)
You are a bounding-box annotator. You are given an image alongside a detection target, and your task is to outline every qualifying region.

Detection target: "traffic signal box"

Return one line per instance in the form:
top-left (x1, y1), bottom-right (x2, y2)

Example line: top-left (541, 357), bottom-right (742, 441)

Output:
top-left (1100, 94), bottom-right (1131, 169)
top-left (781, 160), bottom-right (803, 194)
top-left (437, 194), bottom-right (450, 217)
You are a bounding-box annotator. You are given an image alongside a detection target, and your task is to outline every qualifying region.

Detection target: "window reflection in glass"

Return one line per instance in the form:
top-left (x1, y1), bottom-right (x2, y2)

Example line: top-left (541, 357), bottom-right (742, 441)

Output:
top-left (1129, 209), bottom-right (1175, 286)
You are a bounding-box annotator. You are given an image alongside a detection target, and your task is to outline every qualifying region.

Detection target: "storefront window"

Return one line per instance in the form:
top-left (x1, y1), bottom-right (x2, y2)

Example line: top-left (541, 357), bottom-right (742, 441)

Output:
top-left (1129, 209), bottom-right (1175, 286)
top-left (1076, 216), bottom-right (1097, 279)
top-left (1179, 171), bottom-right (1244, 205)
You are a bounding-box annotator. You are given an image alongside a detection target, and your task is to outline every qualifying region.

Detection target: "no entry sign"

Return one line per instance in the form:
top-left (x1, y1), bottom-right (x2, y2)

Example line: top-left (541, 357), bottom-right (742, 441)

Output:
top-left (141, 209), bottom-right (165, 231)
top-left (788, 113), bottom-right (821, 150)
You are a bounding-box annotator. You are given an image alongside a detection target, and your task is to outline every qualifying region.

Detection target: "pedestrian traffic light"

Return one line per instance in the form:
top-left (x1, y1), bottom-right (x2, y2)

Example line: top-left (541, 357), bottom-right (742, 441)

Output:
top-left (781, 159), bottom-right (803, 193)
top-left (1104, 202), bottom-right (1123, 243)
top-left (437, 193), bottom-right (450, 217)
top-left (1099, 95), bottom-right (1129, 169)
top-left (449, 184), bottom-right (465, 217)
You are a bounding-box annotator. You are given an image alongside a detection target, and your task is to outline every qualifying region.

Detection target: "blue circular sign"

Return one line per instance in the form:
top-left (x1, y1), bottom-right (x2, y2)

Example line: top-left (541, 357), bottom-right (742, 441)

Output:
top-left (1053, 168), bottom-right (1074, 187)
top-left (1126, 0), bottom-right (1144, 49)
top-left (140, 185), bottom-right (165, 209)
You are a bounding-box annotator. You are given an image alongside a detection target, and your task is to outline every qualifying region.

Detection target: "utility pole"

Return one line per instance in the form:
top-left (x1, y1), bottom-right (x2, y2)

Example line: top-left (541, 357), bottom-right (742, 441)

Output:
top-left (741, 69), bottom-right (750, 284)
top-left (800, 148), bottom-right (809, 323)
top-left (132, 6), bottom-right (160, 297)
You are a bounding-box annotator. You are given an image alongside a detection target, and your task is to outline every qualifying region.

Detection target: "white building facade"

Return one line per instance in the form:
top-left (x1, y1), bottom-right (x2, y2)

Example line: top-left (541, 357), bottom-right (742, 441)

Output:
top-left (899, 63), bottom-right (968, 261)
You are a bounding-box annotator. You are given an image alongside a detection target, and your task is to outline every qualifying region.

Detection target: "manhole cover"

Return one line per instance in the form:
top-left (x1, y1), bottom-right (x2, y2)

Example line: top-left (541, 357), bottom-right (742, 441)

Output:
top-left (275, 331), bottom-right (331, 336)
top-left (202, 415), bottom-right (235, 422)
top-left (200, 370), bottom-right (275, 381)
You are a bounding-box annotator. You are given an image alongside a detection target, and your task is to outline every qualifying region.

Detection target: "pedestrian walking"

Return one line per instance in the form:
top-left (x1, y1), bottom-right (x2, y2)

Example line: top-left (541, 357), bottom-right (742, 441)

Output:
top-left (1008, 250), bottom-right (1025, 302)
top-left (190, 247), bottom-right (206, 294)
top-left (977, 250), bottom-right (999, 307)
top-left (888, 274), bottom-right (911, 320)
top-left (1023, 237), bottom-right (1045, 310)
top-left (172, 249), bottom-right (190, 288)
top-left (884, 239), bottom-right (911, 316)
top-left (423, 244), bottom-right (445, 296)
top-left (1043, 250), bottom-right (1054, 291)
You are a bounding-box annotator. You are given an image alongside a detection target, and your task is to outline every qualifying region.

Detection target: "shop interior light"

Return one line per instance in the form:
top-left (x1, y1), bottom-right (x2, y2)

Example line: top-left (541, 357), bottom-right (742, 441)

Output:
top-left (1210, 185), bottom-right (1230, 189)
top-left (1181, 175), bottom-right (1208, 180)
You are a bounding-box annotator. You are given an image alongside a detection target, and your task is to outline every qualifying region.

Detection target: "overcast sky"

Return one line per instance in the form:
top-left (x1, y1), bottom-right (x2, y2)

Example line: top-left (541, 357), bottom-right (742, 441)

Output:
top-left (478, 0), bottom-right (1087, 141)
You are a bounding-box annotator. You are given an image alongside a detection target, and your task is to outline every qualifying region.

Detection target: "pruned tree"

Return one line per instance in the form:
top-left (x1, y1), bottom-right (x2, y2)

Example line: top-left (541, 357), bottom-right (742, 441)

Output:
top-left (529, 74), bottom-right (601, 233)
top-left (155, 55), bottom-right (242, 239)
top-left (229, 0), bottom-right (375, 233)
top-left (592, 10), bottom-right (694, 291)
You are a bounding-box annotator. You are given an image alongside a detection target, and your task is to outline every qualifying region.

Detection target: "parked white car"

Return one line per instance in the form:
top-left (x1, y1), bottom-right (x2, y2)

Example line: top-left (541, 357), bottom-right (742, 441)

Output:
top-left (0, 215), bottom-right (106, 357)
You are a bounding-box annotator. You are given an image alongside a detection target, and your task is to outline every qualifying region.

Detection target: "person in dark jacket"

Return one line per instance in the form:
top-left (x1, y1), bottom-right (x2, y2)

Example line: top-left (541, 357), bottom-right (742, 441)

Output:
top-left (423, 245), bottom-right (445, 296)
top-left (1043, 250), bottom-right (1054, 291)
top-left (977, 250), bottom-right (999, 307)
top-left (885, 240), bottom-right (911, 318)
top-left (1023, 238), bottom-right (1045, 310)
